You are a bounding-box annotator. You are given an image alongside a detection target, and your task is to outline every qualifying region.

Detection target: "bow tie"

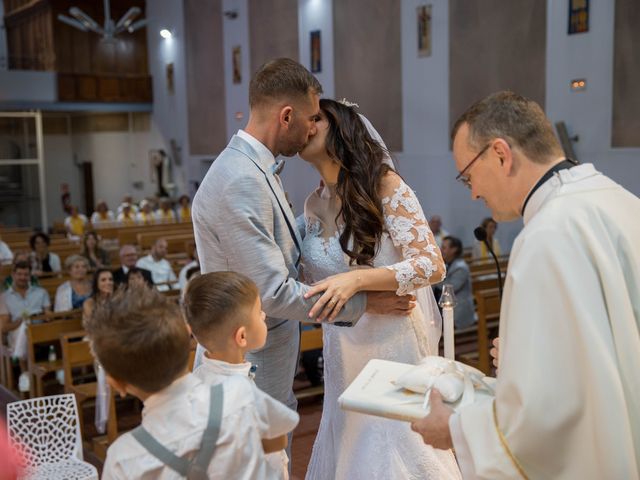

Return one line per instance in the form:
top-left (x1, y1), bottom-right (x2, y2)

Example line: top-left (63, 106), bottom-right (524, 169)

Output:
top-left (272, 158), bottom-right (286, 176)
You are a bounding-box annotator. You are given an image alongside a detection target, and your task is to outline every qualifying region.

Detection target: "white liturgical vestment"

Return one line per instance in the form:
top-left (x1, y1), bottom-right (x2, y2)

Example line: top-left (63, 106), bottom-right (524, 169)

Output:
top-left (451, 164), bottom-right (640, 479)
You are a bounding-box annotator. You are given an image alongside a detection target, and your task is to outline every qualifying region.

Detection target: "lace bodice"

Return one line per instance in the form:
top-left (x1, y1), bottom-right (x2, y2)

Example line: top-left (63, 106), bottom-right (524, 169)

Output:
top-left (301, 176), bottom-right (445, 295)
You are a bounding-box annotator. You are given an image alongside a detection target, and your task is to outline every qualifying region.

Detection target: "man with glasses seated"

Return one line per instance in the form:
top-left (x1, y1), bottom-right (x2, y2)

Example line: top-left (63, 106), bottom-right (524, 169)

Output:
top-left (411, 91), bottom-right (640, 479)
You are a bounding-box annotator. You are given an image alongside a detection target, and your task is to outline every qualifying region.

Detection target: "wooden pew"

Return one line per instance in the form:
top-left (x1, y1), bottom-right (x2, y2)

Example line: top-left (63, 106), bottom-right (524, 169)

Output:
top-left (456, 288), bottom-right (501, 375)
top-left (60, 330), bottom-right (96, 437)
top-left (296, 326), bottom-right (324, 400)
top-left (38, 275), bottom-right (69, 302)
top-left (26, 310), bottom-right (83, 397)
top-left (117, 223), bottom-right (193, 246)
top-left (137, 232), bottom-right (194, 253)
top-left (471, 273), bottom-right (506, 295)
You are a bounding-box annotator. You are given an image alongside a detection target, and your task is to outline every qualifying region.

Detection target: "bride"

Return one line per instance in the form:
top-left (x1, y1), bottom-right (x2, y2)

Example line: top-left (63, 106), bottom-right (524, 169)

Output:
top-left (299, 99), bottom-right (461, 479)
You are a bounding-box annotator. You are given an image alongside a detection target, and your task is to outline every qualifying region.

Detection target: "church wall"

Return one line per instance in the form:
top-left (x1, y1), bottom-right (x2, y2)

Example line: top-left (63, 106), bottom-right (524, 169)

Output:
top-left (40, 113), bottom-right (164, 224)
top-left (545, 0), bottom-right (640, 200)
top-left (142, 0), bottom-right (640, 251)
top-left (145, 0), bottom-right (190, 196)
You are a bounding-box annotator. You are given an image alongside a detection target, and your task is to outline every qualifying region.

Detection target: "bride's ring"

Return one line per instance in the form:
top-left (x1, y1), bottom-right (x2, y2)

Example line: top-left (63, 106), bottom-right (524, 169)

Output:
top-left (329, 298), bottom-right (338, 305)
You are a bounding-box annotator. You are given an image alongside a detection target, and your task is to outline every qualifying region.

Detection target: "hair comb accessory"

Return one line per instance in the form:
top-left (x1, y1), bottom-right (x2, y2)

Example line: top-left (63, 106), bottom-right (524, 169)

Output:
top-left (338, 98), bottom-right (359, 109)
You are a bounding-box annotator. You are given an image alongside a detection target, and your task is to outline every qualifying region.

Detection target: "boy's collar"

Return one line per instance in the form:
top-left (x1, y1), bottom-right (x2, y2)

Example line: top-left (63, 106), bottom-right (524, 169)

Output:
top-left (201, 355), bottom-right (253, 378)
top-left (142, 373), bottom-right (199, 415)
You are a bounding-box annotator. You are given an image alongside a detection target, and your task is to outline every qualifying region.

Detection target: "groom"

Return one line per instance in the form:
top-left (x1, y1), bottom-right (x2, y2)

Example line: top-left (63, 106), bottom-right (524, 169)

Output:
top-left (192, 58), bottom-right (413, 413)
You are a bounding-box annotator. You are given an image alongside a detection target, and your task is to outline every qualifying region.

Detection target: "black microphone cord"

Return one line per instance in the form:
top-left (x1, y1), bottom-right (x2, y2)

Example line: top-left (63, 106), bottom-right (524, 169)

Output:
top-left (474, 226), bottom-right (503, 301)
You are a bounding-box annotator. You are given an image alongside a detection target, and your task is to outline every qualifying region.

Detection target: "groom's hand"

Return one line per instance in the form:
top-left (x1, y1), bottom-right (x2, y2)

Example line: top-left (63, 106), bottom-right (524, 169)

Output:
top-left (365, 292), bottom-right (416, 316)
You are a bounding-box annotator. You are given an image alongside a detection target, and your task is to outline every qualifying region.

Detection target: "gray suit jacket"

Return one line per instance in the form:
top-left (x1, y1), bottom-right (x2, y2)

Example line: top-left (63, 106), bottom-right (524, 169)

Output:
top-left (446, 258), bottom-right (476, 329)
top-left (192, 134), bottom-right (366, 404)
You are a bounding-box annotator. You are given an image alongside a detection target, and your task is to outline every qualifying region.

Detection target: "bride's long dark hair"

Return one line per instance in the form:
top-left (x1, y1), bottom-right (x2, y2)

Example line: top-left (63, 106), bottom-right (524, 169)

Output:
top-left (320, 99), bottom-right (393, 266)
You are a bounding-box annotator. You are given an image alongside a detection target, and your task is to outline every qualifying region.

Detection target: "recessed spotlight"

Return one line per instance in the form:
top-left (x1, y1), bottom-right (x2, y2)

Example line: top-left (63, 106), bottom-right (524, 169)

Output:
top-left (160, 29), bottom-right (173, 39)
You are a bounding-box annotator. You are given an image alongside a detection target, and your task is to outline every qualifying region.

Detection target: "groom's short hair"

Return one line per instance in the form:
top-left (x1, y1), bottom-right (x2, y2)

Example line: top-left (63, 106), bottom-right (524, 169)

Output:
top-left (249, 57), bottom-right (322, 108)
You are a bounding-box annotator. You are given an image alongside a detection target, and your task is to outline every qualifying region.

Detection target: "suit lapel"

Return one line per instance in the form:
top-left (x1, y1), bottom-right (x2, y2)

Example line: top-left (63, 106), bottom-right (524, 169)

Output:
top-left (228, 136), bottom-right (303, 254)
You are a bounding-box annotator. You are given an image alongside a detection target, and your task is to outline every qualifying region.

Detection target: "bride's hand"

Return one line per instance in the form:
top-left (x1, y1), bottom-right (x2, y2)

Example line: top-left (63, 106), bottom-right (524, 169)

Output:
top-left (305, 271), bottom-right (362, 322)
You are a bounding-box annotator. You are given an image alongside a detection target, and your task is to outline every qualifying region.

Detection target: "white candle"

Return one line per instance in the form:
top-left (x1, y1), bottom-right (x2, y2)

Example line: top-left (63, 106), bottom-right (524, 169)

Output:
top-left (443, 306), bottom-right (455, 360)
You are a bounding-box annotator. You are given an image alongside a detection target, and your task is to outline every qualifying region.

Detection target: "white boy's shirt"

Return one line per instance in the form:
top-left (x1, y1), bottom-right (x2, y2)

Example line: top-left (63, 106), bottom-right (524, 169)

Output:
top-left (102, 373), bottom-right (297, 480)
top-left (194, 356), bottom-right (298, 480)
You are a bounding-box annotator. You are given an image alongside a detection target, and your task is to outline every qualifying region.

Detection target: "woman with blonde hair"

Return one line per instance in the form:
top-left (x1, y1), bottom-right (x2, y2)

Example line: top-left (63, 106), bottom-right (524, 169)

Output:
top-left (472, 217), bottom-right (502, 259)
top-left (54, 255), bottom-right (92, 311)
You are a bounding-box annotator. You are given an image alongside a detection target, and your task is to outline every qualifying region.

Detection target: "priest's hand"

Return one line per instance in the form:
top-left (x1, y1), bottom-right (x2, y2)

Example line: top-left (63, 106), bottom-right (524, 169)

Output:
top-left (490, 337), bottom-right (500, 372)
top-left (410, 389), bottom-right (454, 450)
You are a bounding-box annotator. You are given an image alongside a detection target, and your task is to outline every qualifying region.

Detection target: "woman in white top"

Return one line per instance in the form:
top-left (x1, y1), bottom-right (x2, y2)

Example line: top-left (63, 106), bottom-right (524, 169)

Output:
top-left (90, 200), bottom-right (115, 226)
top-left (154, 198), bottom-right (177, 223)
top-left (54, 255), bottom-right (92, 312)
top-left (136, 200), bottom-right (155, 225)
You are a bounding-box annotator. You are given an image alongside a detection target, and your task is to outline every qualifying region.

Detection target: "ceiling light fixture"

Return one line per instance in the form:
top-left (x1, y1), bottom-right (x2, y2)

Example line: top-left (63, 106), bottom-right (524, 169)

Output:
top-left (57, 0), bottom-right (147, 41)
top-left (160, 29), bottom-right (173, 39)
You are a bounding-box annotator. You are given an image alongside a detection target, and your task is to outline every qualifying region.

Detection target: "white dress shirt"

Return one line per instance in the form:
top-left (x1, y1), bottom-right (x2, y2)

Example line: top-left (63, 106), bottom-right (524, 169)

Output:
top-left (103, 373), bottom-right (297, 480)
top-left (0, 241), bottom-right (14, 265)
top-left (194, 356), bottom-right (299, 480)
top-left (136, 254), bottom-right (178, 291)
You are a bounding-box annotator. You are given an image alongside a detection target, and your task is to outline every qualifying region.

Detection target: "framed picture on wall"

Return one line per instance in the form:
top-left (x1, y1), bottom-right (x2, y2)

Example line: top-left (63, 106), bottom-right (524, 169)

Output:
top-left (232, 46), bottom-right (242, 84)
top-left (166, 63), bottom-right (174, 94)
top-left (310, 30), bottom-right (322, 73)
top-left (417, 5), bottom-right (432, 57)
top-left (568, 0), bottom-right (589, 34)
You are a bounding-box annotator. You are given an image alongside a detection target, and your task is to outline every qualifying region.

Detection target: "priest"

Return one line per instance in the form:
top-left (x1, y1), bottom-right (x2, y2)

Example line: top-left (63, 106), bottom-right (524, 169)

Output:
top-left (411, 91), bottom-right (640, 479)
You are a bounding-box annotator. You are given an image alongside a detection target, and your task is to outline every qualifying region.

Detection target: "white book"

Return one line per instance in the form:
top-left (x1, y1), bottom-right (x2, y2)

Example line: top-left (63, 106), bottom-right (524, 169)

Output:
top-left (338, 358), bottom-right (494, 422)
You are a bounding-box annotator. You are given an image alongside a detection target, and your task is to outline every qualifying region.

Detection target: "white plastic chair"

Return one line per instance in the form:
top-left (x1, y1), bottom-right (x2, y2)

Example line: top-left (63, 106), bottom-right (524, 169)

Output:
top-left (6, 393), bottom-right (98, 480)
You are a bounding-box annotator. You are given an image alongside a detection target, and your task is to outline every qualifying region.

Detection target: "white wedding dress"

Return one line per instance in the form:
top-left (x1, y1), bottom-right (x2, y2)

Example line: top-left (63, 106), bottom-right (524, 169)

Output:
top-left (302, 178), bottom-right (461, 480)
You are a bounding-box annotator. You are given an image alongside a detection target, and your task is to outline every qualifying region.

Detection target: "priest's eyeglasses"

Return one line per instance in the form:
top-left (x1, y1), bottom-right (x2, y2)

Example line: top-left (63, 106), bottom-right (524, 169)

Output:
top-left (455, 143), bottom-right (491, 189)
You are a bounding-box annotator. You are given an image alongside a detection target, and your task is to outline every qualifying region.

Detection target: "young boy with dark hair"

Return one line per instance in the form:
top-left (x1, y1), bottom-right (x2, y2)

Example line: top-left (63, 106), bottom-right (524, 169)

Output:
top-left (86, 287), bottom-right (297, 479)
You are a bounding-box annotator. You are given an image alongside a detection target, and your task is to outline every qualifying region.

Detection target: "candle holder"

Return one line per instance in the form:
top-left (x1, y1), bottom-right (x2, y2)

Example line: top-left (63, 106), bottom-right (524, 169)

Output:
top-left (439, 284), bottom-right (457, 360)
top-left (438, 284), bottom-right (457, 309)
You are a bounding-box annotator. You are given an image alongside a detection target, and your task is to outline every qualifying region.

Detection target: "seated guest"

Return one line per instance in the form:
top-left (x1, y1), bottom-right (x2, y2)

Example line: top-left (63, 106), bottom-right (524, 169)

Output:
top-left (82, 268), bottom-right (114, 325)
top-left (440, 236), bottom-right (475, 329)
top-left (85, 287), bottom-right (295, 479)
top-left (0, 233), bottom-right (13, 265)
top-left (81, 231), bottom-right (110, 269)
top-left (3, 252), bottom-right (39, 289)
top-left (54, 255), bottom-right (92, 312)
top-left (117, 194), bottom-right (139, 215)
top-left (177, 194), bottom-right (192, 222)
top-left (136, 238), bottom-right (178, 291)
top-left (29, 232), bottom-right (61, 274)
top-left (429, 215), bottom-right (449, 247)
top-left (0, 261), bottom-right (51, 389)
top-left (112, 245), bottom-right (153, 288)
top-left (472, 217), bottom-right (502, 259)
top-left (136, 200), bottom-right (155, 225)
top-left (64, 206), bottom-right (88, 239)
top-left (125, 267), bottom-right (151, 290)
top-left (184, 272), bottom-right (299, 478)
top-left (154, 197), bottom-right (176, 223)
top-left (116, 203), bottom-right (137, 226)
top-left (90, 200), bottom-right (115, 226)
top-left (178, 249), bottom-right (199, 291)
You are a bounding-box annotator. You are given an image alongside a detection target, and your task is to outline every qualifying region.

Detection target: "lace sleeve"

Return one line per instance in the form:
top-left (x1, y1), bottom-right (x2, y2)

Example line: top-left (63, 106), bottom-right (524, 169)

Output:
top-left (381, 175), bottom-right (446, 295)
